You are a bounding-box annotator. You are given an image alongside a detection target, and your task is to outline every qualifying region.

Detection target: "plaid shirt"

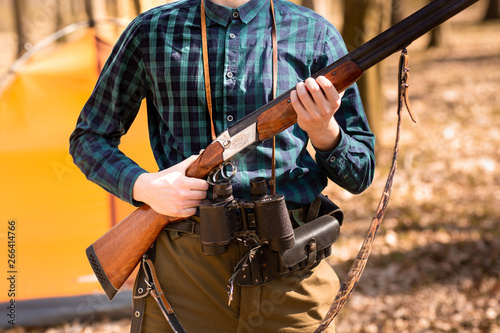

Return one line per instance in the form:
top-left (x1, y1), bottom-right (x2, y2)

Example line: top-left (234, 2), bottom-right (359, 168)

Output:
top-left (70, 0), bottom-right (375, 209)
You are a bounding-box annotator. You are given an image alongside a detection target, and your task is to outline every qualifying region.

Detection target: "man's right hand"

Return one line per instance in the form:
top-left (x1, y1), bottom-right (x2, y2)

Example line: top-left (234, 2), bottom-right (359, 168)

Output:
top-left (132, 155), bottom-right (209, 217)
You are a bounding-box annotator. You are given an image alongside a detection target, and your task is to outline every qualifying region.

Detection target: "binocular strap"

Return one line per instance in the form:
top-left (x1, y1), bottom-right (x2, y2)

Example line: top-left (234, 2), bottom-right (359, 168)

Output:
top-left (227, 245), bottom-right (262, 305)
top-left (142, 257), bottom-right (187, 333)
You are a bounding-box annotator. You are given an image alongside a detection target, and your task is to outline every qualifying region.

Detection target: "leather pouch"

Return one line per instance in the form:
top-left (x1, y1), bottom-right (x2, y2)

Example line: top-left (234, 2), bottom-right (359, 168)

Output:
top-left (280, 214), bottom-right (340, 269)
top-left (230, 196), bottom-right (342, 287)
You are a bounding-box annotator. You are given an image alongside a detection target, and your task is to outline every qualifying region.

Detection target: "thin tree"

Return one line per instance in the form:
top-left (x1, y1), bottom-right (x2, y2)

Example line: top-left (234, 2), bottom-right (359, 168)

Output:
top-left (300, 0), bottom-right (332, 22)
top-left (132, 0), bottom-right (142, 15)
top-left (13, 0), bottom-right (25, 57)
top-left (85, 0), bottom-right (96, 27)
top-left (391, 0), bottom-right (404, 25)
top-left (342, 0), bottom-right (390, 139)
top-left (302, 0), bottom-right (314, 10)
top-left (55, 0), bottom-right (71, 43)
top-left (484, 0), bottom-right (500, 20)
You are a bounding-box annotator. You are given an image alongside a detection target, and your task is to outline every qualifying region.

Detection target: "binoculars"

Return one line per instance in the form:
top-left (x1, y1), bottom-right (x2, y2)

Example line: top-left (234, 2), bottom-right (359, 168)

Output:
top-left (199, 177), bottom-right (295, 255)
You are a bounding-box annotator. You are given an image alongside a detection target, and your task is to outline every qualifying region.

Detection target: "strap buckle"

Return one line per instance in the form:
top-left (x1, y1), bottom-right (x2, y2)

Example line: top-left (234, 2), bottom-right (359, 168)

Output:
top-left (141, 256), bottom-right (187, 333)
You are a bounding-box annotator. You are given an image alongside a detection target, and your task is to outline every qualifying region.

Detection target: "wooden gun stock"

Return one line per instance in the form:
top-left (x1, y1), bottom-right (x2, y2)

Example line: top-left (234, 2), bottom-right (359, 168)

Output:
top-left (86, 141), bottom-right (225, 300)
top-left (86, 0), bottom-right (479, 300)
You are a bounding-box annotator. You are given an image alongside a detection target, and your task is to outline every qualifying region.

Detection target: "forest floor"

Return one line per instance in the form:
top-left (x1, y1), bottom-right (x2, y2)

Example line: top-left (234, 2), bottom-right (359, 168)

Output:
top-left (3, 4), bottom-right (500, 333)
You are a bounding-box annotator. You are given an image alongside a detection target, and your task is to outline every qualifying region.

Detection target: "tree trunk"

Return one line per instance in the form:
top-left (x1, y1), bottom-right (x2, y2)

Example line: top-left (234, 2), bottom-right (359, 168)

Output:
top-left (427, 27), bottom-right (443, 48)
top-left (85, 0), bottom-right (96, 27)
top-left (132, 0), bottom-right (142, 15)
top-left (296, 0), bottom-right (336, 25)
top-left (12, 0), bottom-right (25, 57)
top-left (302, 0), bottom-right (315, 10)
top-left (426, 0), bottom-right (446, 48)
top-left (342, 0), bottom-right (389, 140)
top-left (391, 0), bottom-right (404, 25)
top-left (55, 0), bottom-right (71, 43)
top-left (484, 0), bottom-right (500, 20)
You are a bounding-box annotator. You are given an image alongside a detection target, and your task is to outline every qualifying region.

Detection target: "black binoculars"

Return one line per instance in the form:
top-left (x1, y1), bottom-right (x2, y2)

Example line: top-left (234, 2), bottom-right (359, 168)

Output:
top-left (199, 177), bottom-right (295, 255)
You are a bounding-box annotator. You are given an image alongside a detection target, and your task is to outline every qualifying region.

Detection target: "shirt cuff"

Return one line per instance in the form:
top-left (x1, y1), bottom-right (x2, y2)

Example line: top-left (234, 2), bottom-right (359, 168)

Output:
top-left (117, 164), bottom-right (149, 206)
top-left (314, 126), bottom-right (349, 167)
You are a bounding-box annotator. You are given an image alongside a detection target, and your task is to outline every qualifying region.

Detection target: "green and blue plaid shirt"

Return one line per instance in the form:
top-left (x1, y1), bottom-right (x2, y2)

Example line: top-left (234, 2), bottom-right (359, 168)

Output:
top-left (70, 0), bottom-right (375, 209)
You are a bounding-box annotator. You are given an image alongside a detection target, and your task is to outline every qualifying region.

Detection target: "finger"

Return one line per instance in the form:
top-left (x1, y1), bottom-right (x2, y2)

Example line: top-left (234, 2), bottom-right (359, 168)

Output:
top-left (302, 78), bottom-right (329, 115)
top-left (294, 82), bottom-right (317, 116)
top-left (176, 154), bottom-right (200, 171)
top-left (185, 189), bottom-right (208, 201)
top-left (316, 76), bottom-right (339, 100)
top-left (290, 89), bottom-right (310, 120)
top-left (166, 197), bottom-right (204, 217)
top-left (183, 177), bottom-right (209, 191)
top-left (175, 207), bottom-right (199, 218)
top-left (290, 90), bottom-right (305, 114)
top-left (182, 199), bottom-right (206, 209)
top-left (318, 76), bottom-right (343, 115)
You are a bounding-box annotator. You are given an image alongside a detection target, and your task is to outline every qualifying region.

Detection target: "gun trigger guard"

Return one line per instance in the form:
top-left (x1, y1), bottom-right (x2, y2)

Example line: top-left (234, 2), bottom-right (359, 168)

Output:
top-left (208, 161), bottom-right (238, 185)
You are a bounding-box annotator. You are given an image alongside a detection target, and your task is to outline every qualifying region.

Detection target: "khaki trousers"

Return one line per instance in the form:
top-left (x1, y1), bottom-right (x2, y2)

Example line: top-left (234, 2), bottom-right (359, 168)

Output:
top-left (133, 230), bottom-right (339, 333)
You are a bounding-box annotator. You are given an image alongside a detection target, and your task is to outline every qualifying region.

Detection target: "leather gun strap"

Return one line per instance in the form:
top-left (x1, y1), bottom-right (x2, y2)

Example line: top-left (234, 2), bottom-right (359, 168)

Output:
top-left (201, 0), bottom-right (217, 141)
top-left (315, 48), bottom-right (417, 332)
top-left (398, 48), bottom-right (417, 123)
top-left (201, 0), bottom-right (278, 191)
top-left (142, 258), bottom-right (187, 333)
top-left (131, 244), bottom-right (156, 333)
top-left (269, 0), bottom-right (278, 194)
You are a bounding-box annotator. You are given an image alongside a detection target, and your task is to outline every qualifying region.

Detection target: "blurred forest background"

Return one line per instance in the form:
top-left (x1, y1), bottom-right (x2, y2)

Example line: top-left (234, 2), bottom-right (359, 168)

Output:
top-left (1, 0), bottom-right (499, 332)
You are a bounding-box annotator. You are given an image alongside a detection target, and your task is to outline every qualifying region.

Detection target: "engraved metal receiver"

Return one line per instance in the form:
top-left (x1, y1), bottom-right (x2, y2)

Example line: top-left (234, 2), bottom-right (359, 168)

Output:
top-left (215, 123), bottom-right (259, 162)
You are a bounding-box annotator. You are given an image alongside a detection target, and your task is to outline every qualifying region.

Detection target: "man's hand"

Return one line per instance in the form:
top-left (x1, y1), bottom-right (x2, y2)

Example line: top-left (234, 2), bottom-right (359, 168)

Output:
top-left (290, 75), bottom-right (343, 151)
top-left (132, 155), bottom-right (209, 217)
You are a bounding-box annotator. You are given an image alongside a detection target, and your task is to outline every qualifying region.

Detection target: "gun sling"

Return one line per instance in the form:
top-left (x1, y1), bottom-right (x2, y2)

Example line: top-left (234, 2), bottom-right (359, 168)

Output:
top-left (132, 243), bottom-right (187, 333)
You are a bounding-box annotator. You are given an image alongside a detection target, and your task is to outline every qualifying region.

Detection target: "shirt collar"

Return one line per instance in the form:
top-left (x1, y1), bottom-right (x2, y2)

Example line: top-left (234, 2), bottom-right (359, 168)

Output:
top-left (204, 0), bottom-right (269, 26)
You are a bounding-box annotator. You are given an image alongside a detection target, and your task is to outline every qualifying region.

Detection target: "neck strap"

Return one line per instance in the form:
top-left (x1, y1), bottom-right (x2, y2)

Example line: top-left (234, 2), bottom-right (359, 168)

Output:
top-left (201, 0), bottom-right (278, 192)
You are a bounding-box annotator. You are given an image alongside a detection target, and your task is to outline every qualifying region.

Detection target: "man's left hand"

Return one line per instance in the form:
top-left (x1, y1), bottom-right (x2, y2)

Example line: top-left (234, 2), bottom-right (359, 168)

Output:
top-left (290, 75), bottom-right (342, 151)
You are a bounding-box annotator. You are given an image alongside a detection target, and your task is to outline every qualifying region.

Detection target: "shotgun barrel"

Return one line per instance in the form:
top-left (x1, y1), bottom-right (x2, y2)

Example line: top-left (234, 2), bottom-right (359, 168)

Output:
top-left (86, 0), bottom-right (479, 300)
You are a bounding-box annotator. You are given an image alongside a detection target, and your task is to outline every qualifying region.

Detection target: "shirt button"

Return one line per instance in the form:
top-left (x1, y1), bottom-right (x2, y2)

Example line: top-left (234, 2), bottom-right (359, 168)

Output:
top-left (232, 11), bottom-right (239, 18)
top-left (229, 33), bottom-right (236, 39)
top-left (330, 156), bottom-right (336, 162)
top-left (227, 115), bottom-right (234, 122)
top-left (227, 72), bottom-right (234, 78)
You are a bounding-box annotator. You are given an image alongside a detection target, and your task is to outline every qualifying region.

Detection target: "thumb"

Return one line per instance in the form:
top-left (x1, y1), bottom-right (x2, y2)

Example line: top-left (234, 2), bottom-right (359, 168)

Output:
top-left (174, 154), bottom-right (200, 173)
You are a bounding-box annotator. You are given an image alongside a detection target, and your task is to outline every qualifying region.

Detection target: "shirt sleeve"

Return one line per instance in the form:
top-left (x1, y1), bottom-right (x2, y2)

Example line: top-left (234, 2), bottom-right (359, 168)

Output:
top-left (69, 16), bottom-right (149, 206)
top-left (312, 23), bottom-right (376, 194)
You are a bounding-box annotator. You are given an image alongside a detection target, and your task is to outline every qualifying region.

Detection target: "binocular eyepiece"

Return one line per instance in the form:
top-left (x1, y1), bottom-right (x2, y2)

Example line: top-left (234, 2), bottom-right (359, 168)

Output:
top-left (199, 177), bottom-right (295, 255)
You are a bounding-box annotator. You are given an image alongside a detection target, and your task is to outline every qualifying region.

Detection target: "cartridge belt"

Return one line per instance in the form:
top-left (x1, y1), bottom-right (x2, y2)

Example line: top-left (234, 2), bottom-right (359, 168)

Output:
top-left (164, 194), bottom-right (343, 237)
top-left (165, 219), bottom-right (201, 235)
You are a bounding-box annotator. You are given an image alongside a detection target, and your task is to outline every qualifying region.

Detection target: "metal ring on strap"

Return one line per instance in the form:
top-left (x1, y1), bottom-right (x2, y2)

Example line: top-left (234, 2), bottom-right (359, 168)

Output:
top-left (208, 161), bottom-right (238, 185)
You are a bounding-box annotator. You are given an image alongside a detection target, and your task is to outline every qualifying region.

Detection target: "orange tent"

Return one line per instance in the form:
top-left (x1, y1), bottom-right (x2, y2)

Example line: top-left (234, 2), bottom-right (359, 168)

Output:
top-left (0, 25), bottom-right (156, 326)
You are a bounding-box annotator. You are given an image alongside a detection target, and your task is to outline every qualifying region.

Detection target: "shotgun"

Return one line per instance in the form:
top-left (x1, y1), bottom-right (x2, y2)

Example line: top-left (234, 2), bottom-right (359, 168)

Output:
top-left (86, 0), bottom-right (479, 300)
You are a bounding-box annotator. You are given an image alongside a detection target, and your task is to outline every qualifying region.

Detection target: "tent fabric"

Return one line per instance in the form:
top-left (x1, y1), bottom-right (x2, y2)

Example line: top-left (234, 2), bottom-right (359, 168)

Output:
top-left (0, 28), bottom-right (157, 323)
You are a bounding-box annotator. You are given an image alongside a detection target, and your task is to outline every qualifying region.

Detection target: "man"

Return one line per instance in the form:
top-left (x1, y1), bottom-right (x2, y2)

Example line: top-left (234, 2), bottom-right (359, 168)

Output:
top-left (70, 0), bottom-right (375, 331)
